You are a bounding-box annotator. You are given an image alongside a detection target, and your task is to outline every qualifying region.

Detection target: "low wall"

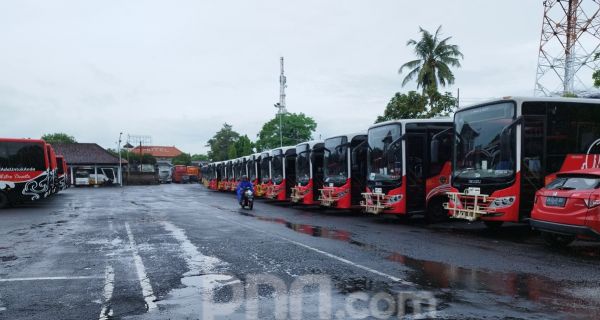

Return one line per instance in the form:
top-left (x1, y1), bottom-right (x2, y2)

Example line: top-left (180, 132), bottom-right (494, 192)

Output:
top-left (125, 172), bottom-right (159, 185)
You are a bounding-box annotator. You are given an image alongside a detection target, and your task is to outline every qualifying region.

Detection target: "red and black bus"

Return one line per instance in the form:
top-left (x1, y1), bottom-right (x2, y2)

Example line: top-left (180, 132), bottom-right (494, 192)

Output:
top-left (245, 153), bottom-right (262, 194)
top-left (445, 96), bottom-right (600, 228)
top-left (361, 119), bottom-right (453, 222)
top-left (291, 140), bottom-right (324, 205)
top-left (0, 138), bottom-right (51, 208)
top-left (265, 146), bottom-right (297, 201)
top-left (55, 155), bottom-right (69, 191)
top-left (319, 133), bottom-right (368, 209)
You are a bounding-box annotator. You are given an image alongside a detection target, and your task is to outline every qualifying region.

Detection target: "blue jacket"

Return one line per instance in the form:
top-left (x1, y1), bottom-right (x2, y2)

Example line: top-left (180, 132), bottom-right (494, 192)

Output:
top-left (236, 180), bottom-right (254, 202)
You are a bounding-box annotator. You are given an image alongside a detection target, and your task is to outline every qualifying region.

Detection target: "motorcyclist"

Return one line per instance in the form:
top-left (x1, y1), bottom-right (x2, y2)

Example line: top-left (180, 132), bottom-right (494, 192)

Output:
top-left (236, 175), bottom-right (254, 204)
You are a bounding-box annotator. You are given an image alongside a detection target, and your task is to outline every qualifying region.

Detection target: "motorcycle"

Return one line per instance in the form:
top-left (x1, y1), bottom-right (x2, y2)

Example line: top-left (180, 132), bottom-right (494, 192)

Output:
top-left (240, 187), bottom-right (254, 210)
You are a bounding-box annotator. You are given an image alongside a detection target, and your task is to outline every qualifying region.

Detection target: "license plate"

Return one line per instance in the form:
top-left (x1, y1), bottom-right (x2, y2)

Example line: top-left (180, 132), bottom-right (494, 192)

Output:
top-left (374, 188), bottom-right (383, 194)
top-left (545, 196), bottom-right (566, 207)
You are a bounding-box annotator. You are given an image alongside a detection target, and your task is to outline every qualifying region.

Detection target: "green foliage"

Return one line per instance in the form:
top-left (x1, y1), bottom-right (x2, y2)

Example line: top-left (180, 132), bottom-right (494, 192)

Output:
top-left (206, 123), bottom-right (241, 161)
top-left (235, 135), bottom-right (254, 157)
top-left (562, 92), bottom-right (578, 98)
top-left (191, 154), bottom-right (209, 161)
top-left (172, 153), bottom-right (192, 166)
top-left (375, 91), bottom-right (457, 123)
top-left (255, 113), bottom-right (317, 151)
top-left (41, 133), bottom-right (77, 144)
top-left (227, 144), bottom-right (237, 159)
top-left (399, 26), bottom-right (463, 100)
top-left (593, 53), bottom-right (600, 88)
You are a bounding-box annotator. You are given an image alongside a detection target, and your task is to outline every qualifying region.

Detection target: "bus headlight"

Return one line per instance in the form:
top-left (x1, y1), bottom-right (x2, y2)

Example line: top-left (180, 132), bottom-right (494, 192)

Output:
top-left (387, 195), bottom-right (403, 204)
top-left (489, 196), bottom-right (515, 209)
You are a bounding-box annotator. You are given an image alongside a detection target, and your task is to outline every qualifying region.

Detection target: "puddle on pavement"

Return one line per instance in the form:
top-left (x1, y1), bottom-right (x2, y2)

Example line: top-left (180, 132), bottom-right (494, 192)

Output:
top-left (233, 209), bottom-right (600, 316)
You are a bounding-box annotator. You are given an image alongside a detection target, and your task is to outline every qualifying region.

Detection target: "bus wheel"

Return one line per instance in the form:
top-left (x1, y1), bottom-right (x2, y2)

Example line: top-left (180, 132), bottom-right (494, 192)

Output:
top-left (542, 232), bottom-right (575, 248)
top-left (0, 192), bottom-right (9, 209)
top-left (426, 199), bottom-right (448, 224)
top-left (484, 221), bottom-right (504, 230)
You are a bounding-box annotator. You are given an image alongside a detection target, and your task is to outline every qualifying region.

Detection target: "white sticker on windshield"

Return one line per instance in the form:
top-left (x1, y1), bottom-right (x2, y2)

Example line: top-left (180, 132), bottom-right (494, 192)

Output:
top-left (482, 161), bottom-right (488, 170)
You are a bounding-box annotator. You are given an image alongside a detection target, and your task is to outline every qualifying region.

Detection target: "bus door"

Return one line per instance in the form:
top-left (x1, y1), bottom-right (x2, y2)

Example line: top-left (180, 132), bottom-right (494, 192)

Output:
top-left (350, 140), bottom-right (368, 205)
top-left (406, 133), bottom-right (427, 212)
top-left (520, 115), bottom-right (546, 218)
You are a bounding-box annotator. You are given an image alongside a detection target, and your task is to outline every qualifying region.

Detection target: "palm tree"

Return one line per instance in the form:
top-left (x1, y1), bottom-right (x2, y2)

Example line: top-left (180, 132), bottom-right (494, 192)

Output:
top-left (399, 26), bottom-right (463, 99)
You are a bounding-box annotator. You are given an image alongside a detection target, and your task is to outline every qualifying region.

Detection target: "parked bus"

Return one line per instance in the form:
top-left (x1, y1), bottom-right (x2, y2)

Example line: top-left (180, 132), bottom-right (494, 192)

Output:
top-left (217, 161), bottom-right (227, 190)
top-left (445, 96), bottom-right (600, 228)
top-left (56, 155), bottom-right (69, 191)
top-left (232, 158), bottom-right (246, 191)
top-left (291, 141), bottom-right (324, 205)
top-left (257, 151), bottom-right (272, 197)
top-left (224, 160), bottom-right (234, 192)
top-left (361, 119), bottom-right (453, 222)
top-left (266, 146), bottom-right (297, 201)
top-left (187, 165), bottom-right (200, 183)
top-left (245, 153), bottom-right (262, 194)
top-left (319, 133), bottom-right (368, 209)
top-left (45, 144), bottom-right (58, 195)
top-left (0, 138), bottom-right (51, 208)
top-left (173, 165), bottom-right (189, 183)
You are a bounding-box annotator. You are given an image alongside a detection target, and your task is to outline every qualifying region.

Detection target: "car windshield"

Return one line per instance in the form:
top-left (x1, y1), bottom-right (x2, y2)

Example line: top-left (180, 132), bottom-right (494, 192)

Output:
top-left (296, 144), bottom-right (310, 186)
top-left (323, 136), bottom-right (348, 186)
top-left (260, 154), bottom-right (270, 183)
top-left (367, 124), bottom-right (402, 183)
top-left (271, 150), bottom-right (284, 185)
top-left (547, 174), bottom-right (600, 190)
top-left (454, 102), bottom-right (516, 183)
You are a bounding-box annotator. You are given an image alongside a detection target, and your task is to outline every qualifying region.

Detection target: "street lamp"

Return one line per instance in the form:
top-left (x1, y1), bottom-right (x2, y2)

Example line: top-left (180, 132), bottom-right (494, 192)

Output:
top-left (123, 142), bottom-right (134, 185)
top-left (118, 132), bottom-right (123, 187)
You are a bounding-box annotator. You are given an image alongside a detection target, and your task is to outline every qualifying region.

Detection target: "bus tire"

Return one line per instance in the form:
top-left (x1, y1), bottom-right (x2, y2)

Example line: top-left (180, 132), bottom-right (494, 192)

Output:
top-left (542, 232), bottom-right (574, 248)
top-left (426, 198), bottom-right (449, 224)
top-left (484, 221), bottom-right (504, 230)
top-left (0, 192), bottom-right (9, 209)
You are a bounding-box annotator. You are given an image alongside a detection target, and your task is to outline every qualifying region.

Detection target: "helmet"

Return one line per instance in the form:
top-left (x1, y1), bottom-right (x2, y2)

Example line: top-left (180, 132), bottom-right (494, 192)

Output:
top-left (241, 175), bottom-right (249, 181)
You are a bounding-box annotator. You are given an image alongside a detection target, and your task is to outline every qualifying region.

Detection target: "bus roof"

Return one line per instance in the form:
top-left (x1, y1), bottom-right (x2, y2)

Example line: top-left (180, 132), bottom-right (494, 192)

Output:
top-left (0, 138), bottom-right (46, 145)
top-left (296, 140), bottom-right (324, 149)
top-left (325, 132), bottom-right (366, 142)
top-left (457, 96), bottom-right (600, 113)
top-left (271, 145), bottom-right (296, 154)
top-left (369, 118), bottom-right (452, 129)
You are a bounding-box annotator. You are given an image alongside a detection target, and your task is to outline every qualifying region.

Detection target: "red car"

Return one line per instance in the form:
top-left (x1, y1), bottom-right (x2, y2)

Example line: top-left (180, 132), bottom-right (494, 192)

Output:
top-left (530, 168), bottom-right (600, 247)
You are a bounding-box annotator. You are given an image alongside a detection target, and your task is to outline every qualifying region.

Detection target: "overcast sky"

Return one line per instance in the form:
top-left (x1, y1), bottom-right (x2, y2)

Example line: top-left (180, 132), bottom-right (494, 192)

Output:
top-left (0, 1), bottom-right (554, 154)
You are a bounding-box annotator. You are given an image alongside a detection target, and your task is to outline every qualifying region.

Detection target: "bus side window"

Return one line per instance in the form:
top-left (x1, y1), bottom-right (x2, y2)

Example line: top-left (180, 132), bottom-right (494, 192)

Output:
top-left (429, 133), bottom-right (451, 177)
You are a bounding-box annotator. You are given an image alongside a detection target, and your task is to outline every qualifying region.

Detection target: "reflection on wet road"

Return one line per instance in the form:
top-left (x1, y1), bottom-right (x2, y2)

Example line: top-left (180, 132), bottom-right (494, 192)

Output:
top-left (0, 184), bottom-right (598, 319)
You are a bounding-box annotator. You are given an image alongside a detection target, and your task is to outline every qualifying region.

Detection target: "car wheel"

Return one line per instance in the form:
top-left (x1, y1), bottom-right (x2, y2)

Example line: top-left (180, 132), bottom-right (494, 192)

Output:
top-left (425, 198), bottom-right (448, 224)
top-left (484, 221), bottom-right (504, 230)
top-left (0, 192), bottom-right (9, 209)
top-left (542, 232), bottom-right (575, 248)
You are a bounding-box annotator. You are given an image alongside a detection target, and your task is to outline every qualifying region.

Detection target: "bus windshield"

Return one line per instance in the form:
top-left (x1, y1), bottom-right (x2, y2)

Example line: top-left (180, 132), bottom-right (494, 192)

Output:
top-left (260, 154), bottom-right (270, 183)
top-left (323, 136), bottom-right (348, 187)
top-left (367, 124), bottom-right (402, 184)
top-left (271, 150), bottom-right (284, 185)
top-left (296, 144), bottom-right (310, 186)
top-left (0, 141), bottom-right (46, 171)
top-left (248, 160), bottom-right (256, 181)
top-left (454, 102), bottom-right (516, 183)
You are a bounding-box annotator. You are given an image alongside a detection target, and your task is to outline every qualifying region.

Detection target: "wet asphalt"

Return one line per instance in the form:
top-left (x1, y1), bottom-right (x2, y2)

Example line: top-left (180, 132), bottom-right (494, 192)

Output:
top-left (0, 184), bottom-right (599, 320)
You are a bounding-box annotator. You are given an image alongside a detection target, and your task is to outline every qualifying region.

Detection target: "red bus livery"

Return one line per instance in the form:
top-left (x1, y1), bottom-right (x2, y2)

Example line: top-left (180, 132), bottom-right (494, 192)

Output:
top-left (291, 141), bottom-right (325, 205)
top-left (445, 97), bottom-right (600, 228)
top-left (361, 119), bottom-right (453, 222)
top-left (319, 133), bottom-right (368, 209)
top-left (0, 138), bottom-right (52, 208)
top-left (256, 151), bottom-right (272, 197)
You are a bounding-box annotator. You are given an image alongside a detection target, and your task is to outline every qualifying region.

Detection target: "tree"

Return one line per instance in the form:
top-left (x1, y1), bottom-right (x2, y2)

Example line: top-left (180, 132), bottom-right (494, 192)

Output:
top-left (593, 53), bottom-right (600, 88)
top-left (399, 26), bottom-right (463, 102)
top-left (235, 135), bottom-right (254, 157)
top-left (206, 123), bottom-right (241, 161)
top-left (255, 113), bottom-right (317, 151)
top-left (227, 144), bottom-right (237, 159)
top-left (191, 154), bottom-right (209, 161)
top-left (172, 153), bottom-right (192, 166)
top-left (42, 133), bottom-right (76, 144)
top-left (375, 91), bottom-right (457, 123)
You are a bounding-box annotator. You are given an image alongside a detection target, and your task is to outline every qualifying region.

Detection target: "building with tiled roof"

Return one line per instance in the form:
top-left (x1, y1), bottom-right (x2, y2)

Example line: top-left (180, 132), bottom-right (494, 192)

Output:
top-left (53, 143), bottom-right (125, 186)
top-left (130, 146), bottom-right (183, 163)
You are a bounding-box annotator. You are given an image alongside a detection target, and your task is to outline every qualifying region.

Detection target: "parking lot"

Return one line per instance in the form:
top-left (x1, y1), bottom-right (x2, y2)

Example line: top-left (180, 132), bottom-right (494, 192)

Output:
top-left (0, 184), bottom-right (599, 319)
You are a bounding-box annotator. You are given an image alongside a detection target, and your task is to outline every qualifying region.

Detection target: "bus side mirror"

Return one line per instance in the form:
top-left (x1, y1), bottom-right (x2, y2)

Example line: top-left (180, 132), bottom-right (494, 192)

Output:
top-left (430, 139), bottom-right (439, 163)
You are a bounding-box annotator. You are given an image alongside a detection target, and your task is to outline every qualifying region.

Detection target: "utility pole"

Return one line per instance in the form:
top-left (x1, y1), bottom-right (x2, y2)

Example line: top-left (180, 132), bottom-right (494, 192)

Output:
top-left (274, 57), bottom-right (288, 147)
top-left (534, 0), bottom-right (600, 96)
top-left (118, 132), bottom-right (123, 186)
